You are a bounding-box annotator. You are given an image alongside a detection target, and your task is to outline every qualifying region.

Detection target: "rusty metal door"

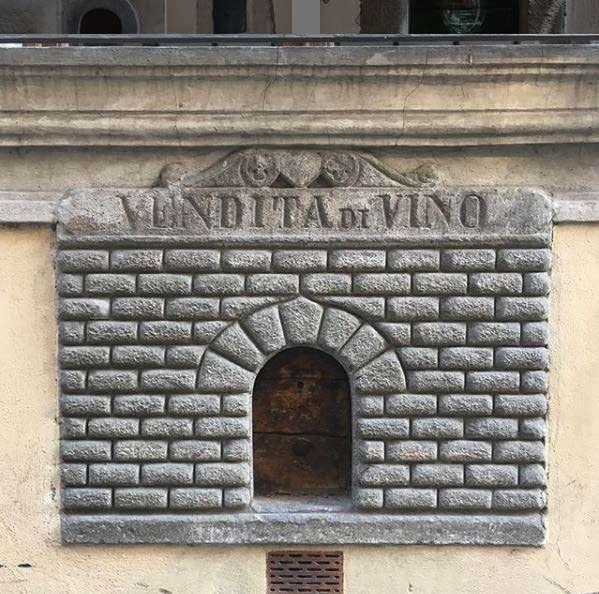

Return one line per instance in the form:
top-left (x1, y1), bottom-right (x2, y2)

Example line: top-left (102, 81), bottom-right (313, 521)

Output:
top-left (253, 348), bottom-right (351, 497)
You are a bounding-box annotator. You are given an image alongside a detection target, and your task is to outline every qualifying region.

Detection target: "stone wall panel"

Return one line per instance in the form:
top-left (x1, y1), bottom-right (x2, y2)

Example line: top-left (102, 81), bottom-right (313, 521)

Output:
top-left (56, 149), bottom-right (551, 545)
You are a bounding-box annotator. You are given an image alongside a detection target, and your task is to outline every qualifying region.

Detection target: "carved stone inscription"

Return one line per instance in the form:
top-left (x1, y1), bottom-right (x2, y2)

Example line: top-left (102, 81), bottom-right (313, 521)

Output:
top-left (60, 188), bottom-right (550, 245)
top-left (147, 190), bottom-right (485, 231)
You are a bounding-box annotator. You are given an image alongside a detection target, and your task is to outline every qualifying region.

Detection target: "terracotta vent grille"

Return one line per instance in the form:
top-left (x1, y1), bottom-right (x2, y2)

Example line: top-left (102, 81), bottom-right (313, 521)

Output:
top-left (267, 551), bottom-right (344, 593)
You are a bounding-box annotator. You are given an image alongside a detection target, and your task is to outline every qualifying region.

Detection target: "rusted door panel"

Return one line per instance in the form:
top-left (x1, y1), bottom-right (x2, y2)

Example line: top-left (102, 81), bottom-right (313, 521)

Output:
top-left (253, 348), bottom-right (351, 497)
top-left (254, 434), bottom-right (349, 495)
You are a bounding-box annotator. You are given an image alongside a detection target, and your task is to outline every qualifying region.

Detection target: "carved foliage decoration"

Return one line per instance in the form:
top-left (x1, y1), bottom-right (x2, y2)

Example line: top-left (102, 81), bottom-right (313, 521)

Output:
top-left (160, 149), bottom-right (441, 190)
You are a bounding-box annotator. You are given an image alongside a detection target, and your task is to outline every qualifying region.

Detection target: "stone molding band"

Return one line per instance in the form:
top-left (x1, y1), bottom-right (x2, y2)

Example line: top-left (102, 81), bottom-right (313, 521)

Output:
top-left (2, 46), bottom-right (599, 148)
top-left (62, 512), bottom-right (546, 546)
top-left (3, 109), bottom-right (599, 148)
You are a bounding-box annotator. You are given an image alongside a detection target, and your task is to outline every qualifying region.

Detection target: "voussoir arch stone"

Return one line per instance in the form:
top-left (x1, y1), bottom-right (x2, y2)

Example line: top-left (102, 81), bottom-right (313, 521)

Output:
top-left (197, 296), bottom-right (406, 394)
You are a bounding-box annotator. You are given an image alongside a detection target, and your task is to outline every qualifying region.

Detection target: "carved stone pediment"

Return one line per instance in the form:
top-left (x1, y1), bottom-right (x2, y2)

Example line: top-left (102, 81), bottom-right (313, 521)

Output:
top-left (57, 148), bottom-right (551, 248)
top-left (160, 149), bottom-right (440, 189)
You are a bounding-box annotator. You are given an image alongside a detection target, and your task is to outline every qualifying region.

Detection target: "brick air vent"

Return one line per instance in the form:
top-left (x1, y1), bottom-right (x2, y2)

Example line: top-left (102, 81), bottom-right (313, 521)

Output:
top-left (267, 551), bottom-right (344, 593)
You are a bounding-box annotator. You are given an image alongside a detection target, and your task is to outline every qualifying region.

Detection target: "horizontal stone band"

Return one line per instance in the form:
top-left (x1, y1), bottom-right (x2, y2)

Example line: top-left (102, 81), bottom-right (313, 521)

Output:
top-left (62, 512), bottom-right (545, 546)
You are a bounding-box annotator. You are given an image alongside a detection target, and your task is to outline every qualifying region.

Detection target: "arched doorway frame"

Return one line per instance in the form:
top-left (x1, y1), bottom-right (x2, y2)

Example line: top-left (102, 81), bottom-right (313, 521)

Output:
top-left (197, 296), bottom-right (407, 509)
top-left (64, 0), bottom-right (140, 34)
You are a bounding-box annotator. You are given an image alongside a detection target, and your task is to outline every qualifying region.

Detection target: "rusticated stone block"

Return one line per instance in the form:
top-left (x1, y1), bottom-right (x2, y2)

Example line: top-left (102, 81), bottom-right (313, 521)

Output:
top-left (441, 249), bottom-right (495, 272)
top-left (195, 463), bottom-right (250, 487)
top-left (113, 440), bottom-right (168, 462)
top-left (164, 250), bottom-right (220, 272)
top-left (170, 488), bottom-right (222, 510)
top-left (63, 488), bottom-right (112, 511)
top-left (386, 489), bottom-right (437, 510)
top-left (386, 394), bottom-right (437, 416)
top-left (113, 395), bottom-right (165, 416)
top-left (359, 464), bottom-right (410, 487)
top-left (58, 250), bottom-right (109, 273)
top-left (141, 463), bottom-right (194, 486)
top-left (465, 464), bottom-right (519, 487)
top-left (114, 488), bottom-right (168, 510)
top-left (439, 440), bottom-right (492, 463)
top-left (273, 250), bottom-right (327, 272)
top-left (388, 297), bottom-right (439, 321)
top-left (411, 418), bottom-right (464, 439)
top-left (222, 250), bottom-right (271, 271)
top-left (138, 274), bottom-right (192, 295)
top-left (412, 464), bottom-right (464, 487)
top-left (85, 274), bottom-right (136, 295)
top-left (497, 249), bottom-right (551, 272)
top-left (302, 273), bottom-right (351, 295)
top-left (112, 346), bottom-right (165, 368)
top-left (329, 249), bottom-right (385, 271)
top-left (386, 441), bottom-right (437, 463)
top-left (438, 489), bottom-right (492, 511)
top-left (111, 250), bottom-right (163, 272)
top-left (388, 249), bottom-right (439, 271)
top-left (88, 463), bottom-right (140, 487)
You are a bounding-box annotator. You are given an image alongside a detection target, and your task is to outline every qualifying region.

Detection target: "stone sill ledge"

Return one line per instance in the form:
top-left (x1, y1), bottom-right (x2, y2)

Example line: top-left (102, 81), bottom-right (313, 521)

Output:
top-left (1, 192), bottom-right (597, 225)
top-left (62, 512), bottom-right (545, 546)
top-left (1, 45), bottom-right (598, 68)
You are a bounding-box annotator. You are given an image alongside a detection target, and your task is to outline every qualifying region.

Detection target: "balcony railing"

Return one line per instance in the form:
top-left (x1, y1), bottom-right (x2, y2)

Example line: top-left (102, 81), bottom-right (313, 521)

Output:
top-left (0, 33), bottom-right (598, 46)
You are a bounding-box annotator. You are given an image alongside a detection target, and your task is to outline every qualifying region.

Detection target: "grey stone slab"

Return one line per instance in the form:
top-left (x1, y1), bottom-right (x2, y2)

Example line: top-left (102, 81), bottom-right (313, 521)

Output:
top-left (57, 181), bottom-right (552, 248)
top-left (242, 305), bottom-right (286, 354)
top-left (197, 351), bottom-right (255, 393)
top-left (211, 323), bottom-right (265, 371)
top-left (54, 149), bottom-right (551, 546)
top-left (318, 307), bottom-right (362, 353)
top-left (62, 512), bottom-right (546, 545)
top-left (338, 325), bottom-right (387, 371)
top-left (354, 351), bottom-right (406, 394)
top-left (279, 297), bottom-right (323, 346)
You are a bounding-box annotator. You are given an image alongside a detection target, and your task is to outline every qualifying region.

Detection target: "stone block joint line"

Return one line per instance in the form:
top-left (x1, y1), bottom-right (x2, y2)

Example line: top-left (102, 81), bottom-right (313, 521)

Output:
top-left (56, 148), bottom-right (551, 545)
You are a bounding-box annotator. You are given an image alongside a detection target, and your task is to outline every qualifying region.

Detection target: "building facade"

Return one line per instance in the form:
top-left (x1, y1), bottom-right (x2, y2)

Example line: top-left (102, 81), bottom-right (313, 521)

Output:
top-left (1, 1), bottom-right (599, 592)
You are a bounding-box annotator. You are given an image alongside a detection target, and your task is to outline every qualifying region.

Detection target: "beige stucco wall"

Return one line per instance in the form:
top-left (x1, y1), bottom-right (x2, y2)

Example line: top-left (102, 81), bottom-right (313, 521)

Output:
top-left (0, 222), bottom-right (597, 593)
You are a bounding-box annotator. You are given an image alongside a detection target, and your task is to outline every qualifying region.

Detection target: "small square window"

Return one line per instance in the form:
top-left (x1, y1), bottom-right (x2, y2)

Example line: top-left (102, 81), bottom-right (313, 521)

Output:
top-left (411, 0), bottom-right (520, 34)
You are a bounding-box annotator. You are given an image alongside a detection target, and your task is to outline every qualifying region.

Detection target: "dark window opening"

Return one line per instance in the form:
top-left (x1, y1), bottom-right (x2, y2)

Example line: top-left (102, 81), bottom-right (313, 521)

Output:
top-left (79, 9), bottom-right (123, 34)
top-left (253, 348), bottom-right (351, 498)
top-left (411, 0), bottom-right (520, 34)
top-left (213, 0), bottom-right (247, 33)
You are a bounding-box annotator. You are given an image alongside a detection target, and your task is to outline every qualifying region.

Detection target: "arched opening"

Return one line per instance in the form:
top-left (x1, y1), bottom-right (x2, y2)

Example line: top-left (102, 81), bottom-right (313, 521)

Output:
top-left (79, 8), bottom-right (123, 33)
top-left (253, 348), bottom-right (351, 498)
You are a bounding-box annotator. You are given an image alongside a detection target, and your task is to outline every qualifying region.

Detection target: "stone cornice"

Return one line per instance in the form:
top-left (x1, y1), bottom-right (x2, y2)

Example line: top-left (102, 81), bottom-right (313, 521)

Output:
top-left (1, 46), bottom-right (599, 147)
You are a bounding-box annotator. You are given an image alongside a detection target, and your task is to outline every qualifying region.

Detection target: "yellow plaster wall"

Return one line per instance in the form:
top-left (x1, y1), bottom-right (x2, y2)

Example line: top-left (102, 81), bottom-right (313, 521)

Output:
top-left (0, 225), bottom-right (597, 593)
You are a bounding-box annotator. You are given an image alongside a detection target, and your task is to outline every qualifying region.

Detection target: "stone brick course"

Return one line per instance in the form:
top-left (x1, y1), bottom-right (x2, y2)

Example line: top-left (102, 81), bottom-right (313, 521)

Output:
top-left (58, 245), bottom-right (550, 516)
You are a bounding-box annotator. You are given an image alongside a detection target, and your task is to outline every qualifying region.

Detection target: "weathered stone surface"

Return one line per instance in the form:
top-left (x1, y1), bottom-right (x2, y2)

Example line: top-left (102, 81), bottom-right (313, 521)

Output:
top-left (338, 325), bottom-right (387, 371)
top-left (62, 512), bottom-right (546, 545)
top-left (197, 351), bottom-right (255, 393)
top-left (279, 297), bottom-right (324, 345)
top-left (211, 323), bottom-right (265, 371)
top-left (242, 305), bottom-right (286, 354)
top-left (318, 307), bottom-right (361, 352)
top-left (354, 351), bottom-right (406, 394)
